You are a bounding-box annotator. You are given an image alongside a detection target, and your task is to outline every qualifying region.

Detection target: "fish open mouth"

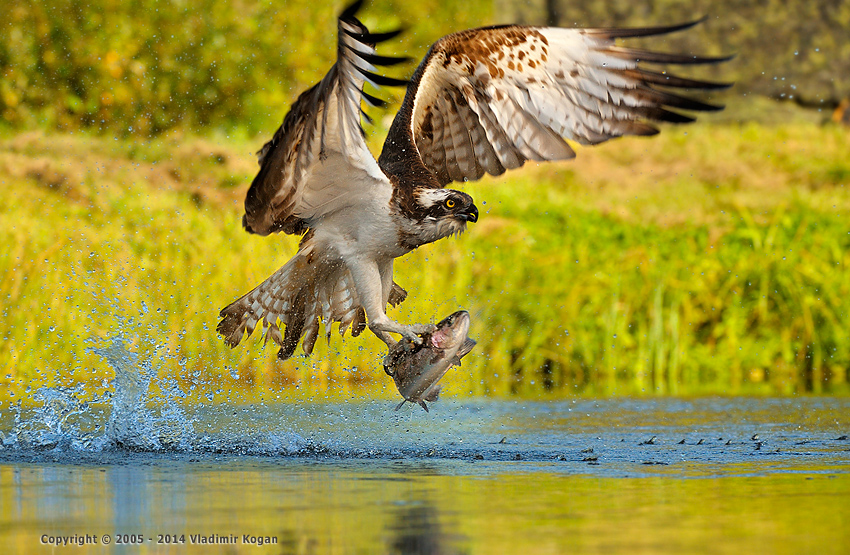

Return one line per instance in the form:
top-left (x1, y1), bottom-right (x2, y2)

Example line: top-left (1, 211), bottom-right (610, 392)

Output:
top-left (430, 331), bottom-right (448, 348)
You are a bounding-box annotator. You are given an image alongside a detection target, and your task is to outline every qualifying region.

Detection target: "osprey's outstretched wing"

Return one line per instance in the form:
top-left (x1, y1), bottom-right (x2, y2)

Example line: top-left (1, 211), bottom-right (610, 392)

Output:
top-left (219, 1), bottom-right (410, 359)
top-left (243, 0), bottom-right (408, 236)
top-left (379, 21), bottom-right (730, 186)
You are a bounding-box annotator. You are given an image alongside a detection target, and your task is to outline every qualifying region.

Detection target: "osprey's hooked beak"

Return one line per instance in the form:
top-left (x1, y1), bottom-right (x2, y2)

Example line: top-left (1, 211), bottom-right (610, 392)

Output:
top-left (460, 204), bottom-right (478, 223)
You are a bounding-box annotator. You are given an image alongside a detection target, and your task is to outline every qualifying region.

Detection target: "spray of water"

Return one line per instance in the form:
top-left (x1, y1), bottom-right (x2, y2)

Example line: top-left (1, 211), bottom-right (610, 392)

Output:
top-left (0, 329), bottom-right (312, 457)
top-left (89, 335), bottom-right (195, 451)
top-left (1, 333), bottom-right (190, 451)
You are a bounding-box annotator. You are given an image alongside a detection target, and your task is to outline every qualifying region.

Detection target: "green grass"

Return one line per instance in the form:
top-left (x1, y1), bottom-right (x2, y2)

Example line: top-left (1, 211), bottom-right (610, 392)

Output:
top-left (1, 120), bottom-right (849, 404)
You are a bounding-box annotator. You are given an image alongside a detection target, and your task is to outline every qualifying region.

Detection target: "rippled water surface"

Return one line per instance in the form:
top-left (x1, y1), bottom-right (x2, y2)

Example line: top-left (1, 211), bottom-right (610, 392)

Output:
top-left (2, 390), bottom-right (849, 554)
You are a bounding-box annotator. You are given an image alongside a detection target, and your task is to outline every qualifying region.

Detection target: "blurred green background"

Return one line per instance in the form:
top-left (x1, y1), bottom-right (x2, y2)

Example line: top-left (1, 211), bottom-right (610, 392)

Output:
top-left (1, 0), bottom-right (848, 402)
top-left (4, 0), bottom-right (849, 135)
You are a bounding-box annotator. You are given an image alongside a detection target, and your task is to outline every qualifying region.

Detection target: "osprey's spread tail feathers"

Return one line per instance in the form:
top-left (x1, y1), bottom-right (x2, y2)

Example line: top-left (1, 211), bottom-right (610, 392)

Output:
top-left (217, 242), bottom-right (407, 360)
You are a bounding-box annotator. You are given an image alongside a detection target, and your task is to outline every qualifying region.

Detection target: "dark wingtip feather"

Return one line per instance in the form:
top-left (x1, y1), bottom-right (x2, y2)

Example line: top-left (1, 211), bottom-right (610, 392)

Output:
top-left (606, 47), bottom-right (735, 66)
top-left (355, 66), bottom-right (410, 87)
top-left (587, 16), bottom-right (708, 39)
top-left (640, 87), bottom-right (726, 112)
top-left (642, 107), bottom-right (696, 124)
top-left (624, 68), bottom-right (733, 90)
top-left (342, 27), bottom-right (405, 45)
top-left (366, 28), bottom-right (405, 43)
top-left (216, 313), bottom-right (240, 345)
top-left (339, 0), bottom-right (365, 21)
top-left (693, 100), bottom-right (724, 112)
top-left (361, 90), bottom-right (387, 107)
top-left (628, 122), bottom-right (660, 136)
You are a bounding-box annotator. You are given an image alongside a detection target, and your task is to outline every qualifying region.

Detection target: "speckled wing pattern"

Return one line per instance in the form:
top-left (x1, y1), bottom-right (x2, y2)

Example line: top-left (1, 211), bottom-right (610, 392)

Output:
top-left (382, 21), bottom-right (730, 186)
top-left (242, 0), bottom-right (408, 236)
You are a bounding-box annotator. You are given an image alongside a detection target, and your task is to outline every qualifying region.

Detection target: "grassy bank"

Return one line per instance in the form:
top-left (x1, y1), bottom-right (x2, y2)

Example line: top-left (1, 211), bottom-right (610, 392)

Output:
top-left (1, 121), bottom-right (849, 403)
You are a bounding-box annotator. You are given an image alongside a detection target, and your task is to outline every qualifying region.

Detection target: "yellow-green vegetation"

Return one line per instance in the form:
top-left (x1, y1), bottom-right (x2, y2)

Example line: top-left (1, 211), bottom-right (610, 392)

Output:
top-left (6, 0), bottom-right (850, 137)
top-left (1, 121), bottom-right (848, 402)
top-left (1, 0), bottom-right (491, 135)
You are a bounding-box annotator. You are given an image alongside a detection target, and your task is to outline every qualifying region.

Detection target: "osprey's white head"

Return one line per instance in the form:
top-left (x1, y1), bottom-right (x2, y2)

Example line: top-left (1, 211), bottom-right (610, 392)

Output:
top-left (413, 188), bottom-right (479, 240)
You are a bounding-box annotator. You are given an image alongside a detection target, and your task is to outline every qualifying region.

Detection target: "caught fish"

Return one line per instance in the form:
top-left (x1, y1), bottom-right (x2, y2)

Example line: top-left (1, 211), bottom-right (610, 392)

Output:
top-left (383, 310), bottom-right (476, 412)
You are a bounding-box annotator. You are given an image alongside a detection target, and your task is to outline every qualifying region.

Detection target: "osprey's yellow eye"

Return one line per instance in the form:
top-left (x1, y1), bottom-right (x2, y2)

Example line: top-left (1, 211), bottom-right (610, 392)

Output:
top-left (446, 199), bottom-right (455, 208)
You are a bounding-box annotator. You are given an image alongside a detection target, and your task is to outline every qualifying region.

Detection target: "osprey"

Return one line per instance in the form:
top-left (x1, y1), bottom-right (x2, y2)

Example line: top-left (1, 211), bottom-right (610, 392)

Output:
top-left (218, 0), bottom-right (729, 359)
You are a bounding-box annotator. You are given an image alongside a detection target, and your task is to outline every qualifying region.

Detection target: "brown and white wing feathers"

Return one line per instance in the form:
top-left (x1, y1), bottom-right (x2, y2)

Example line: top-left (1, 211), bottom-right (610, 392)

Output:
top-left (218, 231), bottom-right (411, 359)
top-left (243, 1), bottom-right (408, 235)
top-left (217, 236), bottom-right (365, 359)
top-left (380, 20), bottom-right (730, 186)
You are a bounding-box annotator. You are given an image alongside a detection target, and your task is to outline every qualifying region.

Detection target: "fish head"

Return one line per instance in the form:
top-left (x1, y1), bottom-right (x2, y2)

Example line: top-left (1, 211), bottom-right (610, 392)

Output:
top-left (429, 310), bottom-right (471, 351)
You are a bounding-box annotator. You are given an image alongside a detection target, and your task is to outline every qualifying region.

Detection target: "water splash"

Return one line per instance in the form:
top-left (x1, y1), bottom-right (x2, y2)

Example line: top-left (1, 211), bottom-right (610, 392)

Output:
top-left (88, 335), bottom-right (194, 451)
top-left (3, 384), bottom-right (106, 451)
top-left (1, 334), bottom-right (195, 453)
top-left (0, 333), bottom-right (309, 457)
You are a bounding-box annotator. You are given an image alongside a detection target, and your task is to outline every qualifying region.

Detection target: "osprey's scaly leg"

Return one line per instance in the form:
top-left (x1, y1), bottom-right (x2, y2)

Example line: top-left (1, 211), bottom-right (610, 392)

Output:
top-left (374, 260), bottom-right (398, 348)
top-left (376, 259), bottom-right (435, 344)
top-left (347, 257), bottom-right (427, 346)
top-left (373, 328), bottom-right (397, 347)
top-left (372, 321), bottom-right (437, 341)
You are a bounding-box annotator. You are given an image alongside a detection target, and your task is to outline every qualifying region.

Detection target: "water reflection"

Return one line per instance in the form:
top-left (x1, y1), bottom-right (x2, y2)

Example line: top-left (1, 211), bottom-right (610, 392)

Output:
top-left (2, 462), bottom-right (849, 554)
top-left (387, 503), bottom-right (467, 555)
